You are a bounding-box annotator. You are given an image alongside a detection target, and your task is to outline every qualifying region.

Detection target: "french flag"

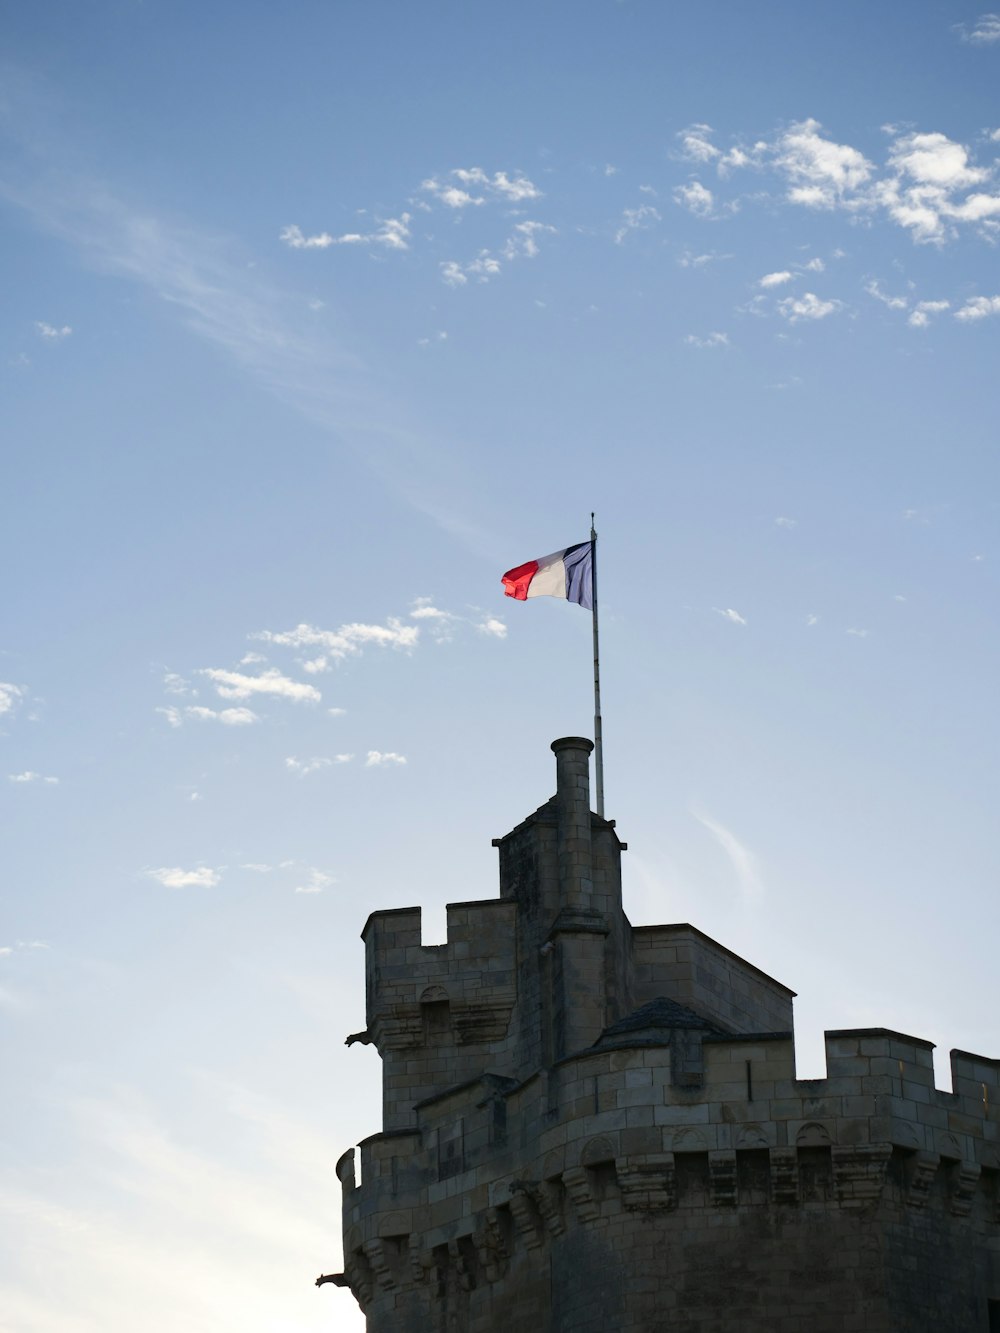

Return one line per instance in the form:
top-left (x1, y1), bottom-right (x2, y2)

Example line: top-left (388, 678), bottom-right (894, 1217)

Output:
top-left (501, 542), bottom-right (594, 609)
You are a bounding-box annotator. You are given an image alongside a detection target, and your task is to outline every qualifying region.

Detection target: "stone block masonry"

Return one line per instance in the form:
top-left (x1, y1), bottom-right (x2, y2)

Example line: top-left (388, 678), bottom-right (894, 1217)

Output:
top-left (327, 738), bottom-right (1000, 1332)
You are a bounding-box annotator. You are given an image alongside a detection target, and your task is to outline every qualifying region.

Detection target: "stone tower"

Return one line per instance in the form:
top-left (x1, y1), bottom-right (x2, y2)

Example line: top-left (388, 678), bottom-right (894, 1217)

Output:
top-left (328, 738), bottom-right (1000, 1332)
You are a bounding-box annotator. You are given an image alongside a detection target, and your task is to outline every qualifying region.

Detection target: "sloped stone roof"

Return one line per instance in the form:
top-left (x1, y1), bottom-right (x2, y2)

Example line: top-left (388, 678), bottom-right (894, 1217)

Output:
top-left (595, 996), bottom-right (723, 1047)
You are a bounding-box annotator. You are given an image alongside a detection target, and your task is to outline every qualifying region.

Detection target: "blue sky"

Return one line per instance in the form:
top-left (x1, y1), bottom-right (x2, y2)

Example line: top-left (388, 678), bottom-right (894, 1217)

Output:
top-left (2, 2), bottom-right (999, 1328)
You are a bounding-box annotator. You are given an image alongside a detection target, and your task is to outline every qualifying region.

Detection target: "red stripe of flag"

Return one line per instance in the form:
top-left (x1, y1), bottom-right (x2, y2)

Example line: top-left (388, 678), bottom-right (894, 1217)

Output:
top-left (501, 560), bottom-right (540, 600)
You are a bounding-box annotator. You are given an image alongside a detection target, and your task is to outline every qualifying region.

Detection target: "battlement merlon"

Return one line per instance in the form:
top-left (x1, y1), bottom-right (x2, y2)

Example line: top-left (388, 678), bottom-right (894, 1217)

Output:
top-left (361, 900), bottom-right (518, 1047)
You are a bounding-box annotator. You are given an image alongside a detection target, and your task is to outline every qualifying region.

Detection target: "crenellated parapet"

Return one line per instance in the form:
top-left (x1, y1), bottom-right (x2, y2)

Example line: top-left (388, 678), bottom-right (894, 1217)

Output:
top-left (336, 1023), bottom-right (1000, 1319)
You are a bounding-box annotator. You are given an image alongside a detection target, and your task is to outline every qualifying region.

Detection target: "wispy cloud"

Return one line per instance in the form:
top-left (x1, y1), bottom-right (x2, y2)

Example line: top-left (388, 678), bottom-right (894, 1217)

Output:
top-left (198, 668), bottom-right (321, 703)
top-left (7, 771), bottom-right (59, 785)
top-left (685, 331), bottom-right (729, 349)
top-left (502, 220), bottom-right (556, 259)
top-left (158, 704), bottom-right (259, 727)
top-left (691, 808), bottom-right (763, 901)
top-left (759, 270), bottom-right (793, 288)
top-left (865, 279), bottom-right (909, 310)
top-left (713, 607), bottom-right (747, 625)
top-left (778, 291), bottom-right (843, 322)
top-left (252, 617), bottom-right (418, 673)
top-left (0, 1083), bottom-right (341, 1332)
top-left (284, 755), bottom-right (352, 776)
top-left (674, 180), bottom-right (715, 217)
top-left (954, 12), bottom-right (1000, 42)
top-left (954, 294), bottom-right (1000, 320)
top-left (0, 682), bottom-right (25, 717)
top-left (614, 204), bottom-right (661, 244)
top-left (909, 299), bottom-right (950, 327)
top-left (34, 320), bottom-right (72, 339)
top-left (279, 215), bottom-right (411, 251)
top-left (146, 866), bottom-right (221, 889)
top-left (365, 750), bottom-right (407, 767)
top-left (292, 867), bottom-right (334, 895)
top-left (774, 515), bottom-right (798, 528)
top-left (440, 253), bottom-right (501, 286)
top-left (422, 167), bottom-right (541, 207)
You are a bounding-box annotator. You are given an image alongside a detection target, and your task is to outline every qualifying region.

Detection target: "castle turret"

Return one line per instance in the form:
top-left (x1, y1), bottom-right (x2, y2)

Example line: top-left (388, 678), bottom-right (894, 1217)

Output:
top-left (328, 739), bottom-right (1000, 1333)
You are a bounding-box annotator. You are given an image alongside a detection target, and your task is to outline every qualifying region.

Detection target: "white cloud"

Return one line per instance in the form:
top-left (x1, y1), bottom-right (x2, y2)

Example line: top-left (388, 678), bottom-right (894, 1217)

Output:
top-left (908, 299), bottom-right (950, 327)
top-left (409, 600), bottom-right (451, 621)
top-left (806, 613), bottom-right (819, 626)
top-left (502, 220), bottom-right (556, 259)
top-left (146, 866), bottom-right (220, 889)
top-left (8, 771), bottom-right (59, 785)
top-left (674, 180), bottom-right (715, 217)
top-left (0, 682), bottom-right (24, 717)
top-left (162, 671), bottom-right (192, 696)
top-left (440, 251), bottom-right (502, 286)
top-left (185, 705), bottom-right (260, 726)
top-left (0, 940), bottom-right (48, 957)
top-left (778, 291), bottom-right (843, 322)
top-left (954, 294), bottom-right (1000, 320)
top-left (774, 516), bottom-right (798, 528)
top-left (284, 755), bottom-right (352, 776)
top-left (484, 169), bottom-right (542, 202)
top-left (420, 178), bottom-right (485, 208)
top-left (774, 119), bottom-right (874, 207)
top-left (713, 607), bottom-right (747, 625)
top-left (888, 131), bottom-right (988, 188)
top-left (692, 808), bottom-right (763, 902)
top-left (846, 627), bottom-right (869, 638)
top-left (478, 616), bottom-right (507, 638)
top-left (865, 279), bottom-right (909, 310)
top-left (684, 331), bottom-right (729, 349)
top-left (253, 617), bottom-right (419, 669)
top-left (199, 667), bottom-right (320, 704)
top-left (427, 168), bottom-right (541, 206)
top-left (676, 124), bottom-right (720, 163)
top-left (279, 215), bottom-right (410, 251)
top-left (156, 706), bottom-right (183, 728)
top-left (293, 868), bottom-right (334, 895)
top-left (803, 257), bottom-right (826, 272)
top-left (614, 204), bottom-right (662, 244)
top-left (874, 131), bottom-right (999, 243)
top-left (327, 706), bottom-right (347, 717)
top-left (35, 321), bottom-right (72, 339)
top-left (278, 224), bottom-right (341, 249)
top-left (759, 270), bottom-right (793, 288)
top-left (365, 751), bottom-right (407, 767)
top-left (955, 13), bottom-right (1000, 43)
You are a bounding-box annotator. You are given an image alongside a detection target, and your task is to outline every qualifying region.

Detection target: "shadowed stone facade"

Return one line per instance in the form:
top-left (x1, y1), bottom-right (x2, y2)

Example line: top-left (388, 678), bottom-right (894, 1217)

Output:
top-left (329, 737), bottom-right (1000, 1331)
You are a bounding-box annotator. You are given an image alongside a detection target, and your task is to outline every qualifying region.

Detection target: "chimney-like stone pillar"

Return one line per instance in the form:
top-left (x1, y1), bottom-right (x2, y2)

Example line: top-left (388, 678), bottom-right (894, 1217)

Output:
top-left (548, 737), bottom-right (607, 1058)
top-left (551, 736), bottom-right (594, 911)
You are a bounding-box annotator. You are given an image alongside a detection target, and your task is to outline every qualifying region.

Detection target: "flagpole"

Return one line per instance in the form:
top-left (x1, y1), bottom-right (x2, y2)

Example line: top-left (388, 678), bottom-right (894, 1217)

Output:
top-left (590, 512), bottom-right (604, 818)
